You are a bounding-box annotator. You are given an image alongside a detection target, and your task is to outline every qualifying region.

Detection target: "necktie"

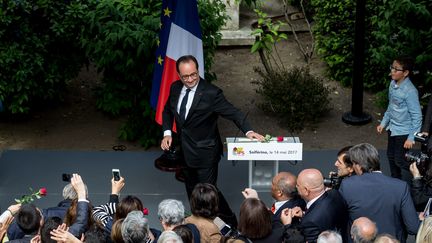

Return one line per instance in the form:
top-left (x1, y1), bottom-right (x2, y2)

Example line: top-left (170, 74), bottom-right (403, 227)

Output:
top-left (179, 88), bottom-right (191, 122)
top-left (271, 203), bottom-right (276, 214)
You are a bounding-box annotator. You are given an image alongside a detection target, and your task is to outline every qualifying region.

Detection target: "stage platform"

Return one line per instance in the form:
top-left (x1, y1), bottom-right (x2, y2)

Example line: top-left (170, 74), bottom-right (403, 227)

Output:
top-left (0, 149), bottom-right (391, 227)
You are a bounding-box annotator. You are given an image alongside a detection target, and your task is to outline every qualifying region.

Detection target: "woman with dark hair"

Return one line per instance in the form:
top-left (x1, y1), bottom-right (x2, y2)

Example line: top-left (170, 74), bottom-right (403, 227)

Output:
top-left (115, 196), bottom-right (144, 221)
top-left (237, 198), bottom-right (283, 242)
top-left (185, 183), bottom-right (222, 243)
top-left (92, 177), bottom-right (159, 241)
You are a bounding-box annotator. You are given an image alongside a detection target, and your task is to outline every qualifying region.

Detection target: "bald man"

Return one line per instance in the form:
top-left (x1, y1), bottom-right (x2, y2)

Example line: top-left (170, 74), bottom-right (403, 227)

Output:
top-left (351, 217), bottom-right (377, 243)
top-left (281, 168), bottom-right (348, 243)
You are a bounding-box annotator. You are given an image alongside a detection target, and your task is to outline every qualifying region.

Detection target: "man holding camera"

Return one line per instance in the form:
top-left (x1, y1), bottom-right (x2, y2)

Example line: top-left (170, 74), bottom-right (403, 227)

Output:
top-left (325, 146), bottom-right (355, 190)
top-left (405, 94), bottom-right (432, 210)
top-left (409, 161), bottom-right (432, 210)
top-left (339, 143), bottom-right (420, 243)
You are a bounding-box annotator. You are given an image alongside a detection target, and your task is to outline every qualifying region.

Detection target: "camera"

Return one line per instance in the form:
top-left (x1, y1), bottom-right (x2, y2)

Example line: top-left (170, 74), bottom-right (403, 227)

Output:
top-left (405, 132), bottom-right (430, 175)
top-left (323, 171), bottom-right (342, 189)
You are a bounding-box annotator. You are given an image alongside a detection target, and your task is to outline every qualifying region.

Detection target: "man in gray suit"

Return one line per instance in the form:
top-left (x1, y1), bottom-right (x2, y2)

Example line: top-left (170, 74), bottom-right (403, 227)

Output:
top-left (339, 143), bottom-right (420, 243)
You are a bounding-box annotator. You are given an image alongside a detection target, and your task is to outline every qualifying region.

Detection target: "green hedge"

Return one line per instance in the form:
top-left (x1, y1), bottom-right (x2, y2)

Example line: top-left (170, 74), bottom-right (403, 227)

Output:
top-left (311, 0), bottom-right (432, 98)
top-left (0, 0), bottom-right (228, 148)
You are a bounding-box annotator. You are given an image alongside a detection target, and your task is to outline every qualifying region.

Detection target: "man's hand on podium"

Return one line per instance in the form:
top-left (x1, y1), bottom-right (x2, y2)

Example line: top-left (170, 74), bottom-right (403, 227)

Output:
top-left (246, 131), bottom-right (265, 141)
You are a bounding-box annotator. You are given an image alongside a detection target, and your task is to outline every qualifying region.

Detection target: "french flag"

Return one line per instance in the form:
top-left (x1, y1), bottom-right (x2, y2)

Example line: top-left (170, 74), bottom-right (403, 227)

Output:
top-left (150, 0), bottom-right (204, 125)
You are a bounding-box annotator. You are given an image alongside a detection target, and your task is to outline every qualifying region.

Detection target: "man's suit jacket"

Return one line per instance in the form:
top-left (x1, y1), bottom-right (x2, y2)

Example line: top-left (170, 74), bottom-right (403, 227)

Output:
top-left (339, 172), bottom-right (420, 243)
top-left (162, 79), bottom-right (252, 168)
top-left (299, 189), bottom-right (348, 243)
top-left (272, 196), bottom-right (306, 229)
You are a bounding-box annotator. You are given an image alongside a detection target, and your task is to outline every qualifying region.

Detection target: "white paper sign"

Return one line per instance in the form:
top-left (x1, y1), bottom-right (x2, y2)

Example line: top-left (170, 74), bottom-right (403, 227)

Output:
top-left (226, 137), bottom-right (302, 161)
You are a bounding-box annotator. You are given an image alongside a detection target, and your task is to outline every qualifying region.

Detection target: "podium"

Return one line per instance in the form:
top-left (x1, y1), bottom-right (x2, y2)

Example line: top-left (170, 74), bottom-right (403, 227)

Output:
top-left (226, 137), bottom-right (302, 190)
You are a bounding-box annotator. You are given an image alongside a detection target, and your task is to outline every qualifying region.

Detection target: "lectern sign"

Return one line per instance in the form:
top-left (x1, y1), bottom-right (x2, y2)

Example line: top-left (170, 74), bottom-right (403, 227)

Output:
top-left (226, 137), bottom-right (302, 161)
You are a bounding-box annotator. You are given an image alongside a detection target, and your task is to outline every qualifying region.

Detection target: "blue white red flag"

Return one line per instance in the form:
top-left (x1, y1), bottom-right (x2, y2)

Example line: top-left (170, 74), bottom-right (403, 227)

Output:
top-left (150, 0), bottom-right (204, 125)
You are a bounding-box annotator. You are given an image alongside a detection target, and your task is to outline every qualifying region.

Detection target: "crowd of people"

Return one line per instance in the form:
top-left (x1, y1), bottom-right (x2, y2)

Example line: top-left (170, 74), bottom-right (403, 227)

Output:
top-left (0, 142), bottom-right (432, 243)
top-left (1, 53), bottom-right (432, 242)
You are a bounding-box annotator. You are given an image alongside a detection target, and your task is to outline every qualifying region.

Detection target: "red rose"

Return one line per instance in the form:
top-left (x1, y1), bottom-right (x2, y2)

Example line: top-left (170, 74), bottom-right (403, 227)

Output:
top-left (142, 208), bottom-right (149, 215)
top-left (277, 136), bottom-right (284, 142)
top-left (39, 188), bottom-right (47, 196)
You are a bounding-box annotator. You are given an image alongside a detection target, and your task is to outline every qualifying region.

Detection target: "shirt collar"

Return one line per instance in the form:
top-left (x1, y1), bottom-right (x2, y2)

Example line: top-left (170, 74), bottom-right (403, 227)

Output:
top-left (182, 80), bottom-right (199, 93)
top-left (306, 190), bottom-right (325, 210)
top-left (274, 200), bottom-right (289, 212)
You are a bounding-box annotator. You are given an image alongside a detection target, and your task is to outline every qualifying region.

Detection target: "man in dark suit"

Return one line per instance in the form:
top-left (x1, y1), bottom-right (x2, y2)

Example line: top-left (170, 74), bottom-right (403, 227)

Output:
top-left (160, 55), bottom-right (264, 227)
top-left (280, 169), bottom-right (348, 243)
top-left (339, 143), bottom-right (420, 243)
top-left (271, 172), bottom-right (306, 228)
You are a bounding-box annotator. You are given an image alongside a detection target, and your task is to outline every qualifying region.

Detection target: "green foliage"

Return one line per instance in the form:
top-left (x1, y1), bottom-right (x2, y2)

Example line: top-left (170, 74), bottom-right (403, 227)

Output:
top-left (0, 0), bottom-right (85, 114)
top-left (0, 0), bottom-right (227, 148)
top-left (311, 0), bottom-right (432, 101)
top-left (76, 0), bottom-right (165, 148)
top-left (80, 0), bottom-right (161, 116)
top-left (78, 0), bottom-right (228, 147)
top-left (369, 0), bottom-right (432, 93)
top-left (253, 66), bottom-right (332, 131)
top-left (251, 9), bottom-right (287, 73)
top-left (310, 0), bottom-right (356, 87)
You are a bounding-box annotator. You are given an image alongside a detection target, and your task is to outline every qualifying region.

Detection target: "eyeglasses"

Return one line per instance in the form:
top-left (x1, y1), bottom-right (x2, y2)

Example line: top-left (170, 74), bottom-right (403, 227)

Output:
top-left (180, 72), bottom-right (198, 81)
top-left (389, 65), bottom-right (404, 72)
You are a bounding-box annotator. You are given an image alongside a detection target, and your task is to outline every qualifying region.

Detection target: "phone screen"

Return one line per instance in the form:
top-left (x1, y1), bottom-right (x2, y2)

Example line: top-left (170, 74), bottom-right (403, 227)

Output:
top-left (112, 169), bottom-right (121, 181)
top-left (62, 173), bottom-right (72, 182)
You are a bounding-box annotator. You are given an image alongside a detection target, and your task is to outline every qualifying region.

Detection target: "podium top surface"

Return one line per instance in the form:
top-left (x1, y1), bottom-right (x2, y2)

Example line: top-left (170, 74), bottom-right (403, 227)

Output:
top-left (226, 137), bottom-right (301, 143)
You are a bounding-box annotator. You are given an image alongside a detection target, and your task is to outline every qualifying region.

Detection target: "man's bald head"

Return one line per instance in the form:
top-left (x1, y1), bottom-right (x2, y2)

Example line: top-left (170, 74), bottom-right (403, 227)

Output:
top-left (271, 171), bottom-right (297, 200)
top-left (351, 217), bottom-right (377, 243)
top-left (297, 169), bottom-right (325, 201)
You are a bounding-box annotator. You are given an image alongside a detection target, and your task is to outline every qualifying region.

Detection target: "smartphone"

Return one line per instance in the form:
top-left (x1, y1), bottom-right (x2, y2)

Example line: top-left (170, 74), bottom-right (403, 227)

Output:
top-left (62, 173), bottom-right (72, 182)
top-left (112, 169), bottom-right (121, 181)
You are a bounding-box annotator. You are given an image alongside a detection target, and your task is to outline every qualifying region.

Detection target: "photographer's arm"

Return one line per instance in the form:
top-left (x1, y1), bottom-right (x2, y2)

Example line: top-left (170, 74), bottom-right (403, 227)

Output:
top-left (410, 163), bottom-right (432, 208)
top-left (68, 174), bottom-right (89, 238)
top-left (92, 176), bottom-right (125, 226)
